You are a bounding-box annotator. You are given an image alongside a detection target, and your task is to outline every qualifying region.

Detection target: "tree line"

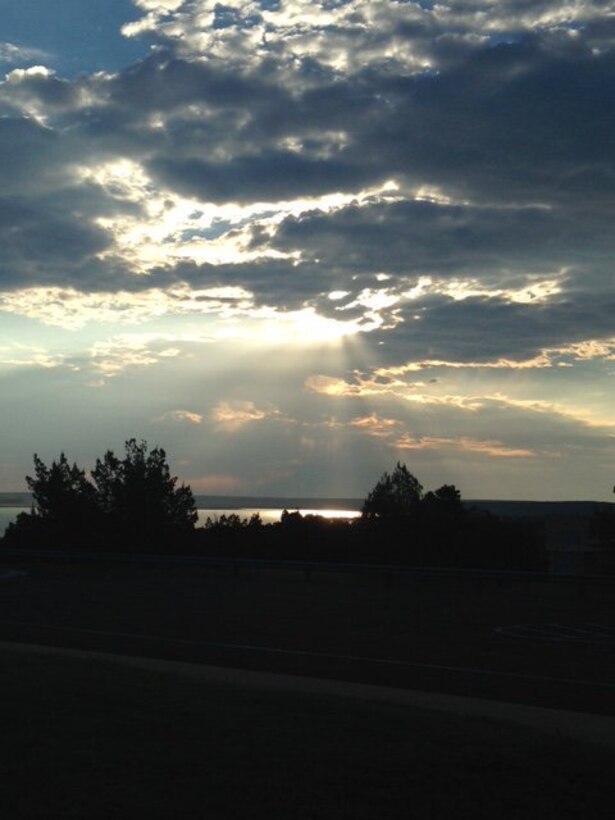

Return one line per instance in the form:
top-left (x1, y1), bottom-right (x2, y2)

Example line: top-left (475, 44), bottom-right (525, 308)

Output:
top-left (1, 445), bottom-right (594, 569)
top-left (2, 440), bottom-right (197, 552)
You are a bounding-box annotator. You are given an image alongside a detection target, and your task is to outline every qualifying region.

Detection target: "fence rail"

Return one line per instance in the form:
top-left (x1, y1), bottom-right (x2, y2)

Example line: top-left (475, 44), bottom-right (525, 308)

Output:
top-left (2, 547), bottom-right (615, 584)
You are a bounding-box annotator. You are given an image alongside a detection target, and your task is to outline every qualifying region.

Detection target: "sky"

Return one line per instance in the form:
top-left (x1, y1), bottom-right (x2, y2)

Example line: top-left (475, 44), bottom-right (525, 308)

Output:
top-left (0, 0), bottom-right (614, 501)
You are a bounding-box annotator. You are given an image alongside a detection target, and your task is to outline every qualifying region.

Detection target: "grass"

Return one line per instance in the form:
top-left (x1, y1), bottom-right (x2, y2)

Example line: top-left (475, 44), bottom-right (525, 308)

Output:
top-left (1, 647), bottom-right (613, 819)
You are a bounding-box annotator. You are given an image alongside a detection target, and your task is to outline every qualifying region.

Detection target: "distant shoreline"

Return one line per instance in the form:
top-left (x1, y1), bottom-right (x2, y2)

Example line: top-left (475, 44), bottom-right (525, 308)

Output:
top-left (0, 493), bottom-right (612, 517)
top-left (0, 494), bottom-right (32, 508)
top-left (0, 493), bottom-right (364, 510)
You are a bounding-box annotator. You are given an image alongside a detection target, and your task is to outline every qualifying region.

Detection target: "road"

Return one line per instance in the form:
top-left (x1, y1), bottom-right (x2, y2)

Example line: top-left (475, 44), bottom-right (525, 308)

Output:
top-left (1, 557), bottom-right (614, 714)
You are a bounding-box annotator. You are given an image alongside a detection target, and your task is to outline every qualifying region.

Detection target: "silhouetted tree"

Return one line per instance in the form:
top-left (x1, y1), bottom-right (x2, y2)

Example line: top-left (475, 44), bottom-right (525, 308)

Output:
top-left (92, 439), bottom-right (197, 549)
top-left (422, 484), bottom-right (465, 521)
top-left (362, 462), bottom-right (423, 522)
top-left (3, 440), bottom-right (196, 552)
top-left (280, 509), bottom-right (304, 527)
top-left (203, 512), bottom-right (262, 531)
top-left (20, 453), bottom-right (99, 547)
top-left (27, 453), bottom-right (96, 519)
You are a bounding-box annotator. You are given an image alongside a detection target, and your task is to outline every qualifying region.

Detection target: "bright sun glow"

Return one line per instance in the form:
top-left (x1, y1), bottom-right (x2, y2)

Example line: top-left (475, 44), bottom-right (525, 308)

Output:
top-left (215, 307), bottom-right (364, 347)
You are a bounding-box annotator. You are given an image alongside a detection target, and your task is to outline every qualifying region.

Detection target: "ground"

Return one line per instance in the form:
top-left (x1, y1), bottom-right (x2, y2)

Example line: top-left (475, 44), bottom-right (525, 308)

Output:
top-left (2, 642), bottom-right (615, 819)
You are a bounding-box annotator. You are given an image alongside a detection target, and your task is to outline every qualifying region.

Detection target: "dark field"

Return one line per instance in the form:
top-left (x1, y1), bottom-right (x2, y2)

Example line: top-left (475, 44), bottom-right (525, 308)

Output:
top-left (0, 558), bottom-right (614, 713)
top-left (2, 558), bottom-right (615, 818)
top-left (2, 644), bottom-right (615, 820)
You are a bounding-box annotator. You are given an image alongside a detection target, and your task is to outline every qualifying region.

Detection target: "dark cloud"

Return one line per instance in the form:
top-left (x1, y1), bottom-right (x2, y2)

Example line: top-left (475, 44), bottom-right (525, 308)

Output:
top-left (147, 258), bottom-right (336, 310)
top-left (148, 151), bottom-right (374, 202)
top-left (0, 114), bottom-right (141, 290)
top-left (268, 197), bottom-right (607, 278)
top-left (107, 52), bottom-right (277, 111)
top-left (104, 27), bottom-right (615, 217)
top-left (362, 291), bottom-right (615, 366)
top-left (348, 43), bottom-right (615, 208)
top-left (0, 117), bottom-right (65, 195)
top-left (0, 0), bottom-right (612, 349)
top-left (1, 71), bottom-right (79, 109)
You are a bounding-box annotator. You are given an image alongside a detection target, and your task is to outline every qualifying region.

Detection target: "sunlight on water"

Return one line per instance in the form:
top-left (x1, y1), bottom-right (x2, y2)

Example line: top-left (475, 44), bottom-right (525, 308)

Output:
top-left (296, 508), bottom-right (361, 520)
top-left (197, 508), bottom-right (361, 526)
top-left (0, 505), bottom-right (362, 534)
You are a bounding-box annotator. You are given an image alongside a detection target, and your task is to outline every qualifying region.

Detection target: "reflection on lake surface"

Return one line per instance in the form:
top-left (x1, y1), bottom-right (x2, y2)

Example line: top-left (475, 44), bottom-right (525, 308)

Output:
top-left (0, 505), bottom-right (362, 535)
top-left (198, 508), bottom-right (361, 526)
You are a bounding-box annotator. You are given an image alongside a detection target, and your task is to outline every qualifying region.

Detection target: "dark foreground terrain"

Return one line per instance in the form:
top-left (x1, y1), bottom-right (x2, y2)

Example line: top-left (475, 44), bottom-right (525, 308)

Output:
top-left (0, 557), bottom-right (614, 713)
top-left (2, 643), bottom-right (615, 820)
top-left (2, 557), bottom-right (615, 818)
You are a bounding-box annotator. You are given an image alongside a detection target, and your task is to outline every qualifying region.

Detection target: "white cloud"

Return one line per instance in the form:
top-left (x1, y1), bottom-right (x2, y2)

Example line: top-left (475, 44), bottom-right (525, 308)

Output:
top-left (349, 414), bottom-right (401, 438)
top-left (156, 409), bottom-right (204, 424)
top-left (211, 399), bottom-right (279, 432)
top-left (0, 286), bottom-right (254, 330)
top-left (395, 434), bottom-right (537, 459)
top-left (0, 43), bottom-right (50, 67)
top-left (5, 65), bottom-right (54, 81)
top-left (0, 343), bottom-right (66, 370)
top-left (88, 334), bottom-right (182, 378)
top-left (120, 0), bottom-right (612, 80)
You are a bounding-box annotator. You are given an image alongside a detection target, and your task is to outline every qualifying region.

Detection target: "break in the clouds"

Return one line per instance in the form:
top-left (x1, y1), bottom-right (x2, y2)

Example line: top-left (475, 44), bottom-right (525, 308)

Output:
top-left (0, 0), bottom-right (613, 500)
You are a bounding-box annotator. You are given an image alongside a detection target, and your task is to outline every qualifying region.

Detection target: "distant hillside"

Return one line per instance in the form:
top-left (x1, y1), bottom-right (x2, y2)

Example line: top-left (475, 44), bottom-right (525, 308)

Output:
top-left (0, 493), bottom-right (364, 511)
top-left (193, 495), bottom-right (363, 511)
top-left (467, 500), bottom-right (615, 519)
top-left (0, 493), bottom-right (32, 508)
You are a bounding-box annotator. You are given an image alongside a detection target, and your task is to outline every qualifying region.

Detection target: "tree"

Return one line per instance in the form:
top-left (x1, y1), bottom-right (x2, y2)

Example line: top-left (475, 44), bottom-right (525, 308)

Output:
top-left (203, 513), bottom-right (262, 531)
top-left (23, 453), bottom-right (99, 547)
top-left (3, 440), bottom-right (197, 552)
top-left (91, 439), bottom-right (197, 549)
top-left (362, 462), bottom-right (423, 522)
top-left (27, 453), bottom-right (96, 520)
top-left (422, 484), bottom-right (465, 518)
top-left (421, 484), bottom-right (466, 552)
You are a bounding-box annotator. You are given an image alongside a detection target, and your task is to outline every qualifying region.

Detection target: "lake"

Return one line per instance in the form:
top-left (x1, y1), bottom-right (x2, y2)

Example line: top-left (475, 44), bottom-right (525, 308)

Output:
top-left (0, 502), bottom-right (362, 535)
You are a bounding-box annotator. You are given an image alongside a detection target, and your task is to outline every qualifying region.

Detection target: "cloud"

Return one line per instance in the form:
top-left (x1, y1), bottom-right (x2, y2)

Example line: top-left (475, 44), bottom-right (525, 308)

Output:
top-left (191, 473), bottom-right (243, 493)
top-left (211, 399), bottom-right (277, 431)
top-left (0, 43), bottom-right (50, 67)
top-left (156, 409), bottom-right (204, 424)
top-left (395, 435), bottom-right (537, 459)
top-left (268, 198), bottom-right (590, 281)
top-left (1, 4), bottom-right (613, 344)
top-left (349, 414), bottom-right (401, 438)
top-left (88, 335), bottom-right (182, 378)
top-left (0, 285), bottom-right (254, 330)
top-left (305, 374), bottom-right (365, 398)
top-left (300, 369), bottom-right (615, 481)
top-left (0, 343), bottom-right (66, 370)
top-left (306, 365), bottom-right (615, 428)
top-left (368, 336), bottom-right (615, 376)
top-left (305, 373), bottom-right (478, 406)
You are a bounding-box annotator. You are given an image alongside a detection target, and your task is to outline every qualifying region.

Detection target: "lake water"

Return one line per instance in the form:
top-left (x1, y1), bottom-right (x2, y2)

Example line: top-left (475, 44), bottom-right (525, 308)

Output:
top-left (0, 504), bottom-right (362, 535)
top-left (0, 508), bottom-right (29, 534)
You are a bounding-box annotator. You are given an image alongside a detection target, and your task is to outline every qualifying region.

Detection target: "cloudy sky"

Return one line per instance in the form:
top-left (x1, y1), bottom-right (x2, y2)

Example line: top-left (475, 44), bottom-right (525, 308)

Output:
top-left (0, 0), bottom-right (614, 500)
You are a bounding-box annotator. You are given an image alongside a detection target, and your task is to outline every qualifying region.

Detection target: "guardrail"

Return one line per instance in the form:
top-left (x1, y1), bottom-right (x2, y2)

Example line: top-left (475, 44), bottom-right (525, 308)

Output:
top-left (2, 547), bottom-right (615, 584)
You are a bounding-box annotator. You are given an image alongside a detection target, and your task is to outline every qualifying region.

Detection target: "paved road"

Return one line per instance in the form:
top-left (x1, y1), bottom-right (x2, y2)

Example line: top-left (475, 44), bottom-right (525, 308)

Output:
top-left (1, 558), bottom-right (614, 714)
